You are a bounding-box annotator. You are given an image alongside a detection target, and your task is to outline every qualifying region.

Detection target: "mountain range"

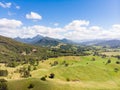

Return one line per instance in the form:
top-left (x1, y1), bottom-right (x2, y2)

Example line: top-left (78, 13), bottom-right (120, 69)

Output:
top-left (80, 39), bottom-right (120, 48)
top-left (14, 35), bottom-right (120, 48)
top-left (15, 35), bottom-right (75, 46)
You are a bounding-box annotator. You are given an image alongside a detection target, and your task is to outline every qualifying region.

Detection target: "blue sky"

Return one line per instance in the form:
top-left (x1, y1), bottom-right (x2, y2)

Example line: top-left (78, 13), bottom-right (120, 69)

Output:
top-left (0, 0), bottom-right (120, 40)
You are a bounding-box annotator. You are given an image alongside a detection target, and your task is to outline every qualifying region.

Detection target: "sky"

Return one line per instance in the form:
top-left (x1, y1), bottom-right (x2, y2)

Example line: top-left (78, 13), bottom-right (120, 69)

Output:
top-left (0, 0), bottom-right (120, 41)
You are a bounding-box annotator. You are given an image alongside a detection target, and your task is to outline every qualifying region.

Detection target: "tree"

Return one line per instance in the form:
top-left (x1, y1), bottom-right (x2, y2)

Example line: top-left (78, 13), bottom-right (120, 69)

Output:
top-left (116, 61), bottom-right (120, 64)
top-left (114, 68), bottom-right (119, 72)
top-left (40, 76), bottom-right (46, 81)
top-left (0, 70), bottom-right (8, 76)
top-left (0, 80), bottom-right (7, 90)
top-left (91, 58), bottom-right (96, 61)
top-left (28, 83), bottom-right (34, 89)
top-left (106, 59), bottom-right (111, 65)
top-left (49, 73), bottom-right (55, 79)
top-left (29, 58), bottom-right (35, 65)
top-left (28, 65), bottom-right (31, 71)
top-left (19, 67), bottom-right (31, 78)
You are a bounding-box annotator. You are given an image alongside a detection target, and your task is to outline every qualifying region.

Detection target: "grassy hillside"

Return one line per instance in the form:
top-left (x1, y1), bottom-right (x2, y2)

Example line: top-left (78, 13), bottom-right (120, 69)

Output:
top-left (5, 56), bottom-right (120, 90)
top-left (0, 35), bottom-right (48, 63)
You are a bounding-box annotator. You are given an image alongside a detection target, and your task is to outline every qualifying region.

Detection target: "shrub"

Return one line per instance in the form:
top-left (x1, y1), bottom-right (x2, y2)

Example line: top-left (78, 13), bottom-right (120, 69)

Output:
top-left (114, 68), bottom-right (119, 72)
top-left (61, 61), bottom-right (66, 65)
top-left (116, 61), bottom-right (120, 64)
top-left (28, 83), bottom-right (34, 89)
top-left (28, 65), bottom-right (31, 71)
top-left (33, 66), bottom-right (37, 70)
top-left (65, 63), bottom-right (69, 67)
top-left (6, 62), bottom-right (18, 67)
top-left (106, 59), bottom-right (111, 65)
top-left (0, 82), bottom-right (8, 90)
top-left (91, 58), bottom-right (95, 61)
top-left (66, 78), bottom-right (70, 82)
top-left (101, 55), bottom-right (106, 58)
top-left (19, 67), bottom-right (31, 78)
top-left (0, 79), bottom-right (7, 83)
top-left (49, 73), bottom-right (55, 79)
top-left (41, 76), bottom-right (46, 81)
top-left (51, 61), bottom-right (58, 66)
top-left (0, 70), bottom-right (8, 76)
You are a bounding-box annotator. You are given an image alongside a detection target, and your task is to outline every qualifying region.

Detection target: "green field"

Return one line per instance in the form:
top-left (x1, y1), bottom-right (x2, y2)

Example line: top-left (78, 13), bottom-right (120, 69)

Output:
top-left (4, 56), bottom-right (120, 90)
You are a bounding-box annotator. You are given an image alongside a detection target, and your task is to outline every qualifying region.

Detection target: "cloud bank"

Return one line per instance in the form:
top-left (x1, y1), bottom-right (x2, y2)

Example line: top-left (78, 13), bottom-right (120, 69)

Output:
top-left (0, 18), bottom-right (120, 41)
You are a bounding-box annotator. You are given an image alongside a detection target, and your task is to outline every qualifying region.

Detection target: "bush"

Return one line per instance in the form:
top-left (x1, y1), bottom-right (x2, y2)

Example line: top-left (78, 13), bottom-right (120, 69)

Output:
top-left (28, 65), bottom-right (31, 71)
top-left (49, 73), bottom-right (55, 79)
top-left (6, 62), bottom-right (18, 67)
top-left (0, 79), bottom-right (7, 83)
top-left (116, 61), bottom-right (120, 64)
top-left (41, 76), bottom-right (46, 81)
top-left (0, 70), bottom-right (8, 76)
top-left (66, 78), bottom-right (70, 82)
top-left (65, 63), bottom-right (69, 67)
top-left (91, 58), bottom-right (95, 61)
top-left (51, 61), bottom-right (58, 66)
top-left (28, 83), bottom-right (34, 89)
top-left (61, 61), bottom-right (66, 65)
top-left (0, 82), bottom-right (8, 90)
top-left (19, 67), bottom-right (31, 78)
top-left (114, 68), bottom-right (119, 72)
top-left (106, 59), bottom-right (111, 65)
top-left (33, 66), bottom-right (37, 70)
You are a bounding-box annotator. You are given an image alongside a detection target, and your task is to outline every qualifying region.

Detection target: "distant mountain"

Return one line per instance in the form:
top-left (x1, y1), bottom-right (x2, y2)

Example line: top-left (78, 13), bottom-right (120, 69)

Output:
top-left (34, 37), bottom-right (61, 46)
top-left (80, 40), bottom-right (107, 45)
top-left (95, 40), bottom-right (120, 48)
top-left (15, 35), bottom-right (120, 48)
top-left (14, 35), bottom-right (75, 47)
top-left (60, 38), bottom-right (75, 44)
top-left (80, 39), bottom-right (120, 48)
top-left (15, 35), bottom-right (43, 44)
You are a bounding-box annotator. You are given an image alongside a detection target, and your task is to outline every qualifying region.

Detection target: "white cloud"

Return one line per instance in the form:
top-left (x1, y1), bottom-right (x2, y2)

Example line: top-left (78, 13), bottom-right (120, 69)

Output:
top-left (16, 6), bottom-right (20, 9)
top-left (0, 2), bottom-right (11, 8)
top-left (0, 18), bottom-right (23, 38)
top-left (26, 12), bottom-right (42, 20)
top-left (65, 20), bottom-right (89, 31)
top-left (89, 26), bottom-right (101, 31)
top-left (0, 18), bottom-right (120, 40)
top-left (54, 23), bottom-right (59, 26)
top-left (112, 24), bottom-right (120, 29)
top-left (0, 18), bottom-right (22, 28)
top-left (18, 25), bottom-right (64, 39)
top-left (8, 11), bottom-right (16, 16)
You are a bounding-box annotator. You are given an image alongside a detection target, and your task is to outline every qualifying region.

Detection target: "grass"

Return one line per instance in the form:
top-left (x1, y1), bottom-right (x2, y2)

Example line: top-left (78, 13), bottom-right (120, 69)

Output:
top-left (101, 51), bottom-right (120, 56)
top-left (7, 78), bottom-right (120, 90)
top-left (1, 55), bottom-right (120, 90)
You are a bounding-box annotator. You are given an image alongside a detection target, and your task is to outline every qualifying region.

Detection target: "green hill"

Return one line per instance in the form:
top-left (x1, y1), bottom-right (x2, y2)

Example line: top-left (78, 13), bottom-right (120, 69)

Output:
top-left (5, 56), bottom-right (120, 90)
top-left (0, 35), bottom-right (48, 64)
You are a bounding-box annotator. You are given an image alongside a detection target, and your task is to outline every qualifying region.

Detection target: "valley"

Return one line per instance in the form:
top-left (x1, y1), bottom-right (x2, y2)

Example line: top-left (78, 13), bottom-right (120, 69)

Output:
top-left (0, 35), bottom-right (120, 90)
top-left (0, 0), bottom-right (120, 90)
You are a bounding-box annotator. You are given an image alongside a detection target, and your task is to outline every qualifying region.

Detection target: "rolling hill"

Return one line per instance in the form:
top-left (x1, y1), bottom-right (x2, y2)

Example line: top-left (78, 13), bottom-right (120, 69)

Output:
top-left (6, 56), bottom-right (120, 90)
top-left (0, 35), bottom-right (48, 63)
